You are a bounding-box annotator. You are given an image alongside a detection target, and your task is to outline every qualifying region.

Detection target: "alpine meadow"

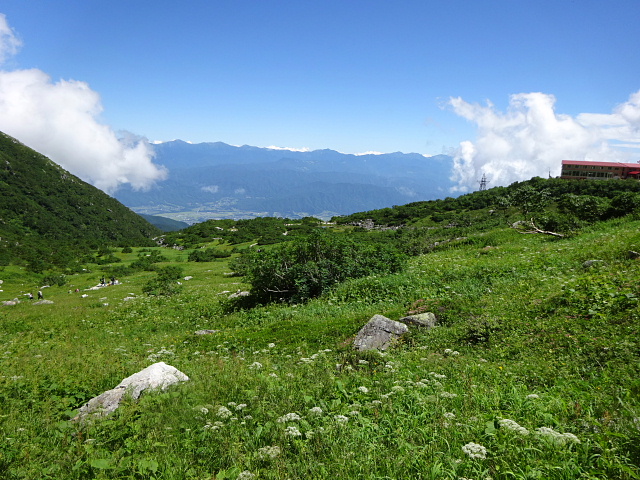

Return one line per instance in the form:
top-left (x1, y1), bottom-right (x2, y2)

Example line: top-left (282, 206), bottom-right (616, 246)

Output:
top-left (2, 131), bottom-right (640, 480)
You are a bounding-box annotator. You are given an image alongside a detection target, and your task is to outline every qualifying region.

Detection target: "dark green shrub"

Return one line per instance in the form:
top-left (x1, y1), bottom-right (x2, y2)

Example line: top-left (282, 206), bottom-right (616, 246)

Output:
top-left (142, 265), bottom-right (184, 296)
top-left (41, 273), bottom-right (67, 287)
top-left (121, 246), bottom-right (133, 254)
top-left (187, 247), bottom-right (231, 262)
top-left (232, 231), bottom-right (407, 303)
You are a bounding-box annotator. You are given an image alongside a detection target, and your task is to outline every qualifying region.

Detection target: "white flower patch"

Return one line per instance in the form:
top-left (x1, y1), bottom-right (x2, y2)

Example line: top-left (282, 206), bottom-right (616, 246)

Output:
top-left (309, 406), bottom-right (323, 416)
top-left (216, 406), bottom-right (233, 419)
top-left (277, 413), bottom-right (302, 423)
top-left (334, 415), bottom-right (349, 424)
top-left (257, 445), bottom-right (281, 459)
top-left (535, 427), bottom-right (581, 444)
top-left (439, 391), bottom-right (458, 398)
top-left (357, 386), bottom-right (369, 394)
top-left (284, 426), bottom-right (302, 437)
top-left (498, 418), bottom-right (529, 435)
top-left (462, 442), bottom-right (487, 460)
top-left (248, 362), bottom-right (263, 370)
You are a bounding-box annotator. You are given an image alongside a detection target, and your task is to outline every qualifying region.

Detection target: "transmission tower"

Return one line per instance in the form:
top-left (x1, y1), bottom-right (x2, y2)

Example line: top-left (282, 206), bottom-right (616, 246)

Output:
top-left (478, 173), bottom-right (488, 191)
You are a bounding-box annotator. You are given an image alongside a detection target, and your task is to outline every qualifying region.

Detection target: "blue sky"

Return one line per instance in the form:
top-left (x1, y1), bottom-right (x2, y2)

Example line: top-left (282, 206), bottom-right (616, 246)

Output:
top-left (1, 0), bottom-right (639, 192)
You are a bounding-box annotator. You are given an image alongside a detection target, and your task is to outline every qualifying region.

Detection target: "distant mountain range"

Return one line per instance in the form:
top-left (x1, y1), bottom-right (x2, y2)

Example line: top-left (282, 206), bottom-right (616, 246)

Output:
top-left (114, 141), bottom-right (455, 223)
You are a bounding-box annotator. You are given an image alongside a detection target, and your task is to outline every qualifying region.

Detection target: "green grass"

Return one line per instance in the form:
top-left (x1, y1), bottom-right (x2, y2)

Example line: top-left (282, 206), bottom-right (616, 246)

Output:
top-left (1, 220), bottom-right (639, 479)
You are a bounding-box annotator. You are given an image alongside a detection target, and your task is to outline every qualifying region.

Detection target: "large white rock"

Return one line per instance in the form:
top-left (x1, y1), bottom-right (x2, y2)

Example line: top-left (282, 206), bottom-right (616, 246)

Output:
top-left (75, 362), bottom-right (189, 420)
top-left (353, 315), bottom-right (409, 351)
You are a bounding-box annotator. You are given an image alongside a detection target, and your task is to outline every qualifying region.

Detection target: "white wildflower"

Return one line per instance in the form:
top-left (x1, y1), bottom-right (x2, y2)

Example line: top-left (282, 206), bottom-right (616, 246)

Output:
top-left (268, 343), bottom-right (276, 348)
top-left (498, 418), bottom-right (529, 435)
top-left (357, 386), bottom-right (369, 394)
top-left (526, 394), bottom-right (540, 399)
top-left (257, 445), bottom-right (281, 459)
top-left (277, 413), bottom-right (301, 423)
top-left (200, 407), bottom-right (209, 415)
top-left (462, 442), bottom-right (487, 460)
top-left (358, 359), bottom-right (369, 365)
top-left (248, 362), bottom-right (263, 369)
top-left (391, 385), bottom-right (405, 393)
top-left (236, 470), bottom-right (255, 480)
top-left (309, 406), bottom-right (323, 416)
top-left (235, 403), bottom-right (247, 411)
top-left (284, 426), bottom-right (302, 437)
top-left (216, 406), bottom-right (233, 419)
top-left (268, 373), bottom-right (278, 378)
top-left (444, 412), bottom-right (456, 419)
top-left (440, 391), bottom-right (458, 398)
top-left (535, 427), bottom-right (581, 444)
top-left (334, 415), bottom-right (349, 424)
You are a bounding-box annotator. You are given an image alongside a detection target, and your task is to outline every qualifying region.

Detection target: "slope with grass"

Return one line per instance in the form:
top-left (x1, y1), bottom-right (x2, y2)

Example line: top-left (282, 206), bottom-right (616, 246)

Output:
top-left (0, 131), bottom-right (161, 270)
top-left (1, 212), bottom-right (639, 478)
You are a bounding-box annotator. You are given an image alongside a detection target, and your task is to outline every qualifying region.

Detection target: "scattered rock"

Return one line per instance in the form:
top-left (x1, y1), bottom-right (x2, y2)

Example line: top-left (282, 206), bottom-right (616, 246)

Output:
top-left (33, 299), bottom-right (54, 305)
top-left (184, 276), bottom-right (193, 281)
top-left (2, 300), bottom-right (18, 306)
top-left (229, 290), bottom-right (250, 298)
top-left (122, 296), bottom-right (136, 301)
top-left (75, 362), bottom-right (189, 421)
top-left (399, 312), bottom-right (437, 329)
top-left (353, 315), bottom-right (409, 351)
top-left (583, 259), bottom-right (605, 268)
top-left (195, 329), bottom-right (219, 335)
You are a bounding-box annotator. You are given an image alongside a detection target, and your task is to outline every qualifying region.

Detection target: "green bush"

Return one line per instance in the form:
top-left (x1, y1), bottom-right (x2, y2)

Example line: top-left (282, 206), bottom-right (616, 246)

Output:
top-left (142, 265), bottom-right (184, 296)
top-left (187, 247), bottom-right (231, 262)
top-left (232, 231), bottom-right (407, 303)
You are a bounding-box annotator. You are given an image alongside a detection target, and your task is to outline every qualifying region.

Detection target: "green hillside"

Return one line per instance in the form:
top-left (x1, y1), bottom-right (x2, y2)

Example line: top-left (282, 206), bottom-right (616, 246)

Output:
top-left (1, 173), bottom-right (639, 478)
top-left (0, 131), bottom-right (161, 270)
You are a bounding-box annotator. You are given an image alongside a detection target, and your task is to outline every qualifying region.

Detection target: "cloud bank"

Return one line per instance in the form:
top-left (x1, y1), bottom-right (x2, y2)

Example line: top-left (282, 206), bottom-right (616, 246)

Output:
top-left (449, 91), bottom-right (640, 192)
top-left (0, 14), bottom-right (166, 194)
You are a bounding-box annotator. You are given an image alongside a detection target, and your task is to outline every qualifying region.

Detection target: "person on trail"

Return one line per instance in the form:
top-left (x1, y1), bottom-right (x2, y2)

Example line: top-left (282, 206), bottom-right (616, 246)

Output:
top-left (37, 290), bottom-right (43, 300)
top-left (28, 293), bottom-right (33, 300)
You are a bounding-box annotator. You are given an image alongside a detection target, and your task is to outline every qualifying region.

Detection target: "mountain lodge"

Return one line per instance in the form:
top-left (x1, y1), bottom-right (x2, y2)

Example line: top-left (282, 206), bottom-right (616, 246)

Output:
top-left (561, 160), bottom-right (640, 180)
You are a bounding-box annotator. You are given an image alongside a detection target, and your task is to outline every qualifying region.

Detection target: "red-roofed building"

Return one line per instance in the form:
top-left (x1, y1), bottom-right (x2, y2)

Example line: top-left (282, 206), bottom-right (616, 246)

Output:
top-left (561, 160), bottom-right (640, 180)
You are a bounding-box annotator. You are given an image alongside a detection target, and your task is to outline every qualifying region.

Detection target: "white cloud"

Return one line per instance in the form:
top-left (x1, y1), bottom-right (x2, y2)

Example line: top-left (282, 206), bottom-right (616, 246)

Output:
top-left (0, 14), bottom-right (21, 64)
top-left (448, 91), bottom-right (640, 192)
top-left (0, 15), bottom-right (166, 194)
top-left (201, 185), bottom-right (219, 193)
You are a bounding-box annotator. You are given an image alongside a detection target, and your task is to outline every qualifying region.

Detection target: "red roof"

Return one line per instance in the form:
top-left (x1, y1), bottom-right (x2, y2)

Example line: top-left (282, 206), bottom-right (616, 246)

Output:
top-left (562, 160), bottom-right (640, 168)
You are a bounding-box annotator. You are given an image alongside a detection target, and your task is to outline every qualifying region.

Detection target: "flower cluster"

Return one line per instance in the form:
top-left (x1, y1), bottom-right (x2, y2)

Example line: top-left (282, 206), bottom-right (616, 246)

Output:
top-left (284, 426), bottom-right (302, 437)
top-left (498, 418), bottom-right (529, 435)
top-left (535, 427), bottom-right (581, 444)
top-left (257, 445), bottom-right (281, 459)
top-left (462, 442), bottom-right (487, 460)
top-left (277, 412), bottom-right (301, 423)
top-left (216, 406), bottom-right (233, 419)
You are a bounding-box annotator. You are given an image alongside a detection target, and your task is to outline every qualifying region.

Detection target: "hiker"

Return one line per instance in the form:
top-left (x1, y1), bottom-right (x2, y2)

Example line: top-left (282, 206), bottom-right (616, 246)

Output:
top-left (37, 290), bottom-right (43, 300)
top-left (28, 292), bottom-right (33, 300)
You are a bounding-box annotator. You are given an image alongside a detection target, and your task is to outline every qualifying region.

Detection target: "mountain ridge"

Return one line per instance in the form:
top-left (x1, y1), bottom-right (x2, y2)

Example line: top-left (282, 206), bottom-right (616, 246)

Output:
top-left (115, 140), bottom-right (455, 222)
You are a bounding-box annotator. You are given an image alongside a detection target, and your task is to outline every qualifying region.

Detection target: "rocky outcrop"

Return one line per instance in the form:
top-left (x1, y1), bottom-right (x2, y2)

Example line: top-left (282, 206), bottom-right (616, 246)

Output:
top-left (353, 315), bottom-right (408, 351)
top-left (75, 362), bottom-right (189, 421)
top-left (399, 312), bottom-right (437, 328)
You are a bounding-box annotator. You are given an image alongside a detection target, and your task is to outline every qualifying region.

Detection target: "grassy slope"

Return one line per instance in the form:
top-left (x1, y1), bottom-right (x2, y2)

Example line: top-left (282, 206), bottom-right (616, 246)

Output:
top-left (1, 218), bottom-right (639, 479)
